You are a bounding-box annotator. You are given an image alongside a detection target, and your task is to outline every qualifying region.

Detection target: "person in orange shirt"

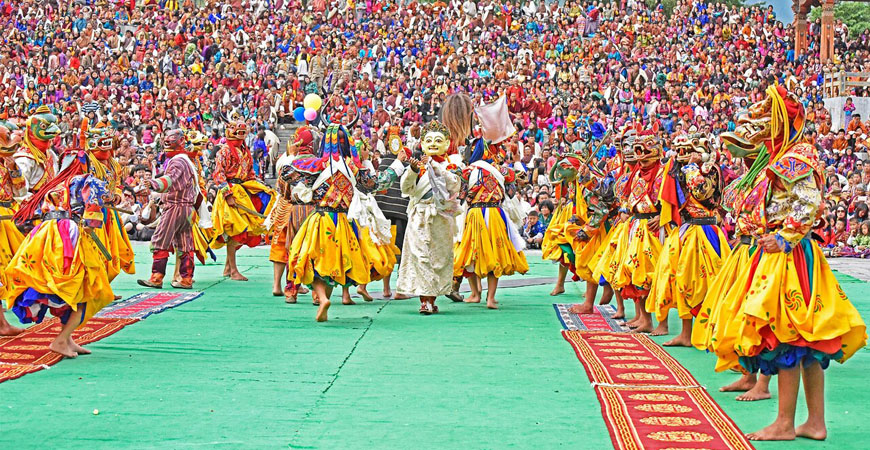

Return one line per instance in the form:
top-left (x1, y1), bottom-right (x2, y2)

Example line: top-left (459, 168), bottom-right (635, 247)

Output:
top-left (832, 129), bottom-right (849, 153)
top-left (847, 113), bottom-right (869, 136)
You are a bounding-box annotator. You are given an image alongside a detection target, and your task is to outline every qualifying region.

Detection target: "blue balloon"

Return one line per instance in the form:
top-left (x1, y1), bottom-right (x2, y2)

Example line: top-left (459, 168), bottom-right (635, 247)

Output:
top-left (293, 107), bottom-right (306, 122)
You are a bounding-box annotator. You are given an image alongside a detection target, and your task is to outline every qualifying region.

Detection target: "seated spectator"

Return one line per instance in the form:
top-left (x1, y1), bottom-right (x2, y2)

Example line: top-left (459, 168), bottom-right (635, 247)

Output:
top-left (848, 221), bottom-right (870, 258)
top-left (538, 200), bottom-right (555, 230)
top-left (522, 210), bottom-right (545, 250)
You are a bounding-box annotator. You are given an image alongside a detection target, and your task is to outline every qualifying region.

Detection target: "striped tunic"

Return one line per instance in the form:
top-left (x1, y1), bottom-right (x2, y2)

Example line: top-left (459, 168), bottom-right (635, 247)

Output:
top-left (150, 155), bottom-right (198, 252)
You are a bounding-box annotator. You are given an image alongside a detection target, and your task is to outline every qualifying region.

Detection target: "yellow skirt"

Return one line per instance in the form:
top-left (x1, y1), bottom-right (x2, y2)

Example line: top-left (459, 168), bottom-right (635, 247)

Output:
top-left (192, 222), bottom-right (217, 264)
top-left (648, 224), bottom-right (730, 321)
top-left (288, 211), bottom-right (370, 287)
top-left (101, 209), bottom-right (136, 280)
top-left (692, 243), bottom-right (754, 368)
top-left (702, 239), bottom-right (866, 373)
top-left (541, 203), bottom-right (571, 262)
top-left (211, 180), bottom-right (275, 249)
top-left (357, 225), bottom-right (400, 282)
top-left (613, 218), bottom-right (662, 293)
top-left (4, 219), bottom-right (114, 327)
top-left (0, 204), bottom-right (24, 268)
top-left (453, 207), bottom-right (528, 278)
top-left (591, 221), bottom-right (628, 285)
top-left (572, 223), bottom-right (607, 284)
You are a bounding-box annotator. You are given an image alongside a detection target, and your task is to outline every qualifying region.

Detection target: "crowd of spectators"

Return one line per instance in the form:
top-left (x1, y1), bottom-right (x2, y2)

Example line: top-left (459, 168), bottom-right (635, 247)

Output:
top-left (3, 0), bottom-right (870, 256)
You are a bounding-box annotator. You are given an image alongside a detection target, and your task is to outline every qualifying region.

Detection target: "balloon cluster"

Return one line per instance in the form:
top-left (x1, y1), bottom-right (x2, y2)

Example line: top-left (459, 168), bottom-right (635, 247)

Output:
top-left (293, 94), bottom-right (323, 123)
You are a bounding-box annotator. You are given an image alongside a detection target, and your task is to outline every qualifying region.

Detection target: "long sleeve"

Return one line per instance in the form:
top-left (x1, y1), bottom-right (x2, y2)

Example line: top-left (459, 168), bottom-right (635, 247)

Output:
top-left (357, 159), bottom-right (404, 194)
top-left (14, 156), bottom-right (43, 195)
top-left (400, 166), bottom-right (419, 197)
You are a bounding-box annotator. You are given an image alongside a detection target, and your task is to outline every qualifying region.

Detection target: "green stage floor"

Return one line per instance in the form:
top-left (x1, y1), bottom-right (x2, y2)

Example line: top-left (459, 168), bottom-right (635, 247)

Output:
top-left (1, 244), bottom-right (868, 449)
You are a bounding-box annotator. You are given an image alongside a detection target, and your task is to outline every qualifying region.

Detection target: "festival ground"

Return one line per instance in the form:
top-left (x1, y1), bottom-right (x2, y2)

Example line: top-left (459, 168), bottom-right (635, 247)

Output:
top-left (1, 244), bottom-right (868, 449)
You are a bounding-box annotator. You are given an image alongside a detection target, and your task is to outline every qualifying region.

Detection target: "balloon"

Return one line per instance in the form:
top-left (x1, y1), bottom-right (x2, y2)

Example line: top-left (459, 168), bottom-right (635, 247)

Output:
top-left (304, 108), bottom-right (317, 121)
top-left (293, 107), bottom-right (306, 122)
top-left (303, 93), bottom-right (322, 111)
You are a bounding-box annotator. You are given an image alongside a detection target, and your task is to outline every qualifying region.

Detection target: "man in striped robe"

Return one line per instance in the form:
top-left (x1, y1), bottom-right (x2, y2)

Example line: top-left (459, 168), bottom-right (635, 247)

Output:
top-left (137, 130), bottom-right (200, 289)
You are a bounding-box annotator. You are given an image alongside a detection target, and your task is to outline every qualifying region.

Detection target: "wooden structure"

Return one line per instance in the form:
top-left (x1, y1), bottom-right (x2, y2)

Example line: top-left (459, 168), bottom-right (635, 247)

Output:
top-left (822, 71), bottom-right (870, 97)
top-left (793, 0), bottom-right (870, 62)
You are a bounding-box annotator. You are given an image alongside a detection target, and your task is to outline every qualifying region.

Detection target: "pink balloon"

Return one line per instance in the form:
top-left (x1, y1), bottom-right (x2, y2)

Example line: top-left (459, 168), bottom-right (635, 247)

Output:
top-left (304, 108), bottom-right (317, 121)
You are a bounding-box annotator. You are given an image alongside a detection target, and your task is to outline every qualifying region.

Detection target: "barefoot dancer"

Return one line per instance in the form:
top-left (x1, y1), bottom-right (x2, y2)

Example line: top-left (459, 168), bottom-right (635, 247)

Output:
top-left (83, 125), bottom-right (136, 283)
top-left (612, 123), bottom-right (665, 334)
top-left (348, 138), bottom-right (401, 303)
top-left (395, 121), bottom-right (462, 315)
top-left (6, 157), bottom-right (114, 357)
top-left (0, 120), bottom-right (26, 336)
top-left (586, 127), bottom-right (638, 320)
top-left (647, 133), bottom-right (729, 347)
top-left (211, 120), bottom-right (275, 281)
top-left (454, 138), bottom-right (528, 310)
top-left (269, 127), bottom-right (315, 302)
top-left (704, 86), bottom-right (866, 441)
top-left (565, 147), bottom-right (619, 316)
top-left (541, 162), bottom-right (577, 297)
top-left (137, 129), bottom-right (200, 289)
top-left (287, 124), bottom-right (406, 321)
top-left (692, 127), bottom-right (773, 400)
top-left (4, 108), bottom-right (62, 334)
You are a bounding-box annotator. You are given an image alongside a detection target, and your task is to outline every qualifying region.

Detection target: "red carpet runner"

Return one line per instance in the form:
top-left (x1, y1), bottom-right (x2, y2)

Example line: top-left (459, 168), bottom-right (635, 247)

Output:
top-left (0, 317), bottom-right (137, 383)
top-left (563, 331), bottom-right (754, 450)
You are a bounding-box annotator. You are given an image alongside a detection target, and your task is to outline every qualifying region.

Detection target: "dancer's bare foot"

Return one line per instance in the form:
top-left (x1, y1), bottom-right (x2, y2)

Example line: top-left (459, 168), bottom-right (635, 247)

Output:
top-left (736, 384), bottom-right (772, 402)
top-left (272, 289), bottom-right (283, 297)
top-left (613, 305), bottom-right (626, 320)
top-left (69, 338), bottom-right (91, 355)
top-left (393, 293), bottom-right (411, 300)
top-left (49, 339), bottom-right (78, 358)
top-left (795, 422), bottom-right (827, 440)
top-left (114, 295), bottom-right (122, 300)
top-left (486, 299), bottom-right (498, 310)
top-left (223, 265), bottom-right (232, 277)
top-left (550, 285), bottom-right (565, 296)
top-left (720, 376), bottom-right (756, 392)
top-left (382, 289), bottom-right (393, 299)
top-left (631, 319), bottom-right (653, 334)
top-left (230, 271), bottom-right (248, 281)
top-left (357, 286), bottom-right (374, 302)
top-left (568, 303), bottom-right (593, 315)
top-left (746, 420), bottom-right (796, 441)
top-left (0, 320), bottom-right (25, 336)
top-left (315, 300), bottom-right (331, 322)
top-left (464, 294), bottom-right (481, 303)
top-left (284, 294), bottom-right (297, 304)
top-left (297, 285), bottom-right (309, 295)
top-left (650, 321), bottom-right (669, 336)
top-left (663, 334), bottom-right (692, 347)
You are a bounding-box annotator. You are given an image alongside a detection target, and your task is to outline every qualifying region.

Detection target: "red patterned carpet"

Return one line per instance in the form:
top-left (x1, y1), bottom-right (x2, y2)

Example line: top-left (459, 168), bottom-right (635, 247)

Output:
top-left (563, 331), bottom-right (754, 450)
top-left (0, 317), bottom-right (137, 383)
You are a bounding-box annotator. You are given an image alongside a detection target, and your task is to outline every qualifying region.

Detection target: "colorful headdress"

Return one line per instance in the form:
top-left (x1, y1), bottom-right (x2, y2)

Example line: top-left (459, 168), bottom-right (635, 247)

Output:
top-left (0, 119), bottom-right (22, 156)
top-left (294, 125), bottom-right (315, 152)
top-left (84, 127), bottom-right (114, 156)
top-left (319, 124), bottom-right (358, 162)
top-left (185, 129), bottom-right (207, 154)
top-left (631, 122), bottom-right (661, 163)
top-left (291, 123), bottom-right (360, 175)
top-left (422, 120), bottom-right (450, 139)
top-left (225, 120), bottom-right (248, 141)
